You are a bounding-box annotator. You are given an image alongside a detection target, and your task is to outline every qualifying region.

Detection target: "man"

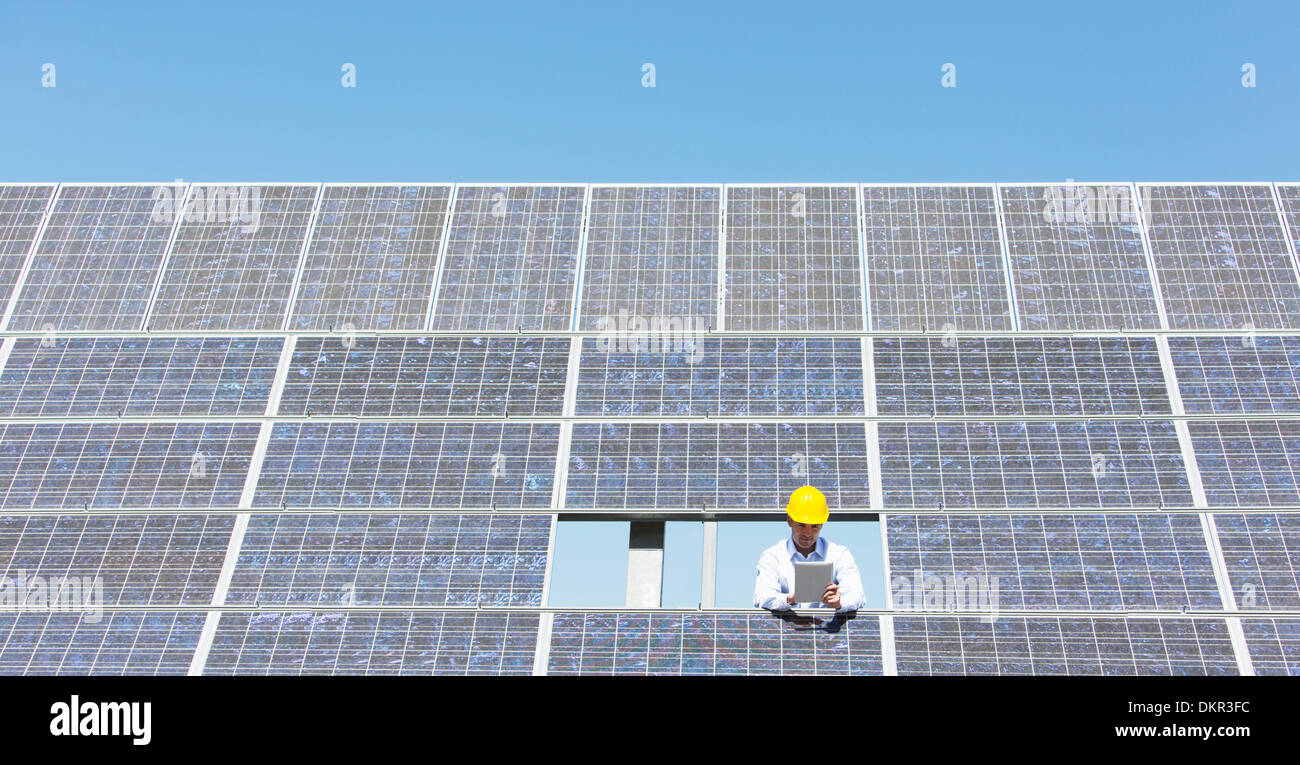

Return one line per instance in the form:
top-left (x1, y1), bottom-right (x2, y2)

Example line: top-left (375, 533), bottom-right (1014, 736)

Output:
top-left (754, 485), bottom-right (866, 612)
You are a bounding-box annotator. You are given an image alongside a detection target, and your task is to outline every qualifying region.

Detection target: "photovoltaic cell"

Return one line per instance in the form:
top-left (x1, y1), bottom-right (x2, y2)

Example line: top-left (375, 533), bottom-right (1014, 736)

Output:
top-left (226, 513), bottom-right (551, 607)
top-left (0, 336), bottom-right (281, 417)
top-left (1140, 184), bottom-right (1300, 330)
top-left (0, 611), bottom-right (205, 675)
top-left (278, 336), bottom-right (569, 417)
top-left (290, 184), bottom-right (452, 331)
top-left (547, 612), bottom-right (882, 675)
top-left (431, 185), bottom-right (584, 331)
top-left (1189, 420), bottom-right (1300, 507)
top-left (203, 610), bottom-right (538, 675)
top-left (579, 186), bottom-right (720, 329)
top-left (8, 185), bottom-right (176, 331)
top-left (0, 514), bottom-right (234, 605)
top-left (253, 422), bottom-right (559, 510)
top-left (1277, 183), bottom-right (1300, 250)
top-left (998, 184), bottom-right (1160, 330)
top-left (0, 422), bottom-right (259, 509)
top-left (148, 184), bottom-right (318, 331)
top-left (565, 422), bottom-right (870, 510)
top-left (864, 185), bottom-right (1012, 331)
top-left (878, 420), bottom-right (1192, 509)
top-left (886, 514), bottom-right (1221, 611)
top-left (1211, 514), bottom-right (1300, 609)
top-left (1169, 335), bottom-right (1300, 414)
top-left (0, 185), bottom-right (54, 308)
top-left (574, 337), bottom-right (865, 416)
top-left (873, 336), bottom-right (1170, 417)
top-left (892, 616), bottom-right (1238, 675)
top-left (1241, 618), bottom-right (1300, 675)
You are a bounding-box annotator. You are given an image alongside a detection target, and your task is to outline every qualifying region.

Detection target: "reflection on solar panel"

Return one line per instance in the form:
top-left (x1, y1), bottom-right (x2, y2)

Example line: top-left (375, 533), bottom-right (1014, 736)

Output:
top-left (1241, 618), bottom-right (1300, 675)
top-left (0, 336), bottom-right (281, 417)
top-left (227, 513), bottom-right (551, 607)
top-left (1189, 420), bottom-right (1300, 507)
top-left (864, 185), bottom-right (1012, 331)
top-left (8, 185), bottom-right (176, 331)
top-left (0, 185), bottom-right (54, 306)
top-left (0, 423), bottom-right (259, 509)
top-left (203, 610), bottom-right (538, 675)
top-left (547, 612), bottom-right (881, 675)
top-left (291, 185), bottom-right (451, 331)
top-left (999, 184), bottom-right (1160, 330)
top-left (1277, 184), bottom-right (1300, 248)
top-left (1212, 514), bottom-right (1300, 609)
top-left (724, 185), bottom-right (863, 331)
top-left (886, 514), bottom-right (1221, 610)
top-left (879, 421), bottom-right (1191, 509)
top-left (0, 611), bottom-right (205, 675)
top-left (0, 514), bottom-right (234, 605)
top-left (579, 186), bottom-right (720, 329)
top-left (279, 336), bottom-right (569, 417)
top-left (1169, 335), bottom-right (1300, 414)
top-left (1140, 184), bottom-right (1300, 330)
top-left (873, 337), bottom-right (1170, 416)
top-left (892, 616), bottom-right (1238, 675)
top-left (575, 337), bottom-right (865, 416)
top-left (565, 423), bottom-right (870, 509)
top-left (148, 184), bottom-right (318, 331)
top-left (253, 422), bottom-right (558, 509)
top-left (432, 185), bottom-right (584, 331)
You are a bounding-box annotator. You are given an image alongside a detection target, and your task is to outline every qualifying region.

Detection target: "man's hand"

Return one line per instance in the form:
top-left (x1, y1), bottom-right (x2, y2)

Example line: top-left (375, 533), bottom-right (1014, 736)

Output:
top-left (786, 592), bottom-right (795, 606)
top-left (821, 583), bottom-right (841, 609)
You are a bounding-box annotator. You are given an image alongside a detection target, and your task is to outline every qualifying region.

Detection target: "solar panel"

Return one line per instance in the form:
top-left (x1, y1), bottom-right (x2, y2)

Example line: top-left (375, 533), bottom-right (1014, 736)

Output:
top-left (578, 185), bottom-right (720, 330)
top-left (873, 336), bottom-right (1170, 416)
top-left (1212, 514), bottom-right (1300, 608)
top-left (1139, 184), bottom-right (1300, 330)
top-left (290, 184), bottom-right (451, 331)
top-left (564, 422), bottom-right (870, 509)
top-left (431, 185), bottom-right (584, 331)
top-left (278, 336), bottom-right (569, 417)
top-left (0, 611), bottom-right (205, 675)
top-left (547, 612), bottom-right (881, 675)
top-left (724, 185), bottom-right (864, 331)
top-left (1169, 335), bottom-right (1300, 414)
top-left (203, 610), bottom-right (538, 675)
top-left (0, 185), bottom-right (54, 307)
top-left (864, 185), bottom-right (1012, 331)
top-left (998, 184), bottom-right (1160, 330)
top-left (0, 336), bottom-right (282, 417)
top-left (892, 616), bottom-right (1238, 675)
top-left (878, 420), bottom-right (1192, 509)
top-left (0, 514), bottom-right (234, 605)
top-left (574, 337), bottom-right (865, 416)
top-left (1189, 420), bottom-right (1300, 507)
top-left (253, 422), bottom-right (559, 510)
top-left (1276, 184), bottom-right (1300, 248)
top-left (7, 185), bottom-right (176, 331)
top-left (1241, 617), bottom-right (1300, 675)
top-left (0, 422), bottom-right (259, 509)
top-left (148, 184), bottom-right (318, 331)
top-left (886, 514), bottom-right (1222, 610)
top-left (226, 513), bottom-right (551, 607)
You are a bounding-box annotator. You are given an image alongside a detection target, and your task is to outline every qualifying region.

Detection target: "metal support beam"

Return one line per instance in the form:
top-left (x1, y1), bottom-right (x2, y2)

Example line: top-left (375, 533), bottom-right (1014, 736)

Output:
top-left (700, 520), bottom-right (718, 609)
top-left (626, 521), bottom-right (665, 608)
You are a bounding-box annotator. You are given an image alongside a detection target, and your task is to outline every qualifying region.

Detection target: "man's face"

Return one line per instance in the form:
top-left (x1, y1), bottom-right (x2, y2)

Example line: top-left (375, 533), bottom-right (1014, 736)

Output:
top-left (787, 516), bottom-right (823, 551)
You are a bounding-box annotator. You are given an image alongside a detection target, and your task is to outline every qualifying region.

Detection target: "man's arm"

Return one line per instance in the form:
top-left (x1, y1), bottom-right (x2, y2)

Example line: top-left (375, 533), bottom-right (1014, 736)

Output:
top-left (754, 550), bottom-right (792, 610)
top-left (833, 548), bottom-right (867, 612)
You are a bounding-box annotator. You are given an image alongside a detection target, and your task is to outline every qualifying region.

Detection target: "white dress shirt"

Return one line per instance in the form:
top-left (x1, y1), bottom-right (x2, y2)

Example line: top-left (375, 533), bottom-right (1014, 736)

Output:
top-left (753, 535), bottom-right (866, 612)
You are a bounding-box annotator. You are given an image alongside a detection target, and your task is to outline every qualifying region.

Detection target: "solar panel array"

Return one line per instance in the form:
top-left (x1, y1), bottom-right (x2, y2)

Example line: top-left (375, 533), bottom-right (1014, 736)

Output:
top-left (1, 181), bottom-right (1298, 676)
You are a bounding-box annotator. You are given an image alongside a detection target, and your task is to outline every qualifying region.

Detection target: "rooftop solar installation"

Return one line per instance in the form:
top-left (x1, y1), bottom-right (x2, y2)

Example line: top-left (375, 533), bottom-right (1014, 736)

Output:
top-left (872, 336), bottom-right (1171, 417)
top-left (7, 185), bottom-right (176, 332)
top-left (564, 422), bottom-right (871, 509)
top-left (202, 610), bottom-right (538, 675)
top-left (278, 336), bottom-right (569, 417)
top-left (0, 185), bottom-right (54, 307)
top-left (998, 184), bottom-right (1161, 331)
top-left (1241, 618), bottom-right (1300, 676)
top-left (879, 420), bottom-right (1192, 509)
top-left (574, 337), bottom-right (865, 416)
top-left (1140, 184), bottom-right (1300, 330)
top-left (0, 336), bottom-right (281, 417)
top-left (578, 185), bottom-right (720, 329)
top-left (147, 184), bottom-right (318, 331)
top-left (724, 185), bottom-right (864, 332)
top-left (1211, 514), bottom-right (1300, 609)
top-left (431, 185), bottom-right (584, 332)
top-left (892, 616), bottom-right (1239, 675)
top-left (226, 513), bottom-right (551, 607)
top-left (864, 185), bottom-right (1013, 332)
top-left (1276, 183), bottom-right (1300, 248)
top-left (252, 422), bottom-right (559, 510)
top-left (1189, 419), bottom-right (1300, 507)
top-left (0, 611), bottom-right (205, 676)
top-left (290, 184), bottom-right (452, 331)
top-left (1168, 335), bottom-right (1300, 414)
top-left (886, 514), bottom-right (1222, 610)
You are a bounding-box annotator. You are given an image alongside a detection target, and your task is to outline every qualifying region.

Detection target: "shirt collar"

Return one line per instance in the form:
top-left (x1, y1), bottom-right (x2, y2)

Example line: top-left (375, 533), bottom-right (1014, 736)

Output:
top-left (786, 535), bottom-right (827, 561)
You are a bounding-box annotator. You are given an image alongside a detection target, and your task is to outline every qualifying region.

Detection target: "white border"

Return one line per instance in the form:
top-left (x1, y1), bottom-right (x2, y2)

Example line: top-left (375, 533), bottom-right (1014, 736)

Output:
top-left (424, 183), bottom-right (460, 332)
top-left (140, 181), bottom-right (193, 332)
top-left (280, 184), bottom-right (326, 331)
top-left (569, 184), bottom-right (593, 331)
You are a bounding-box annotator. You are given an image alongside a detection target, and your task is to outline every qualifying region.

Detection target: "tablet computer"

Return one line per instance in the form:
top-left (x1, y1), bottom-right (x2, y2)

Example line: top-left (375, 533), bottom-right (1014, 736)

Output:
top-left (793, 561), bottom-right (834, 604)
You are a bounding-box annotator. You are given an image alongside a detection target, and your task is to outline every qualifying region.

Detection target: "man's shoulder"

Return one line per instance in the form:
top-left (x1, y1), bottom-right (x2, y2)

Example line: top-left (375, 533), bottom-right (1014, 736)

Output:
top-left (824, 539), bottom-right (855, 559)
top-left (759, 539), bottom-right (788, 560)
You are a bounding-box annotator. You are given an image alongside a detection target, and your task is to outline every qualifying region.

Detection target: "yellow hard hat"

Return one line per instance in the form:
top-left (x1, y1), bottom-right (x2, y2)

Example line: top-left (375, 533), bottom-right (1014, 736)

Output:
top-left (786, 485), bottom-right (829, 525)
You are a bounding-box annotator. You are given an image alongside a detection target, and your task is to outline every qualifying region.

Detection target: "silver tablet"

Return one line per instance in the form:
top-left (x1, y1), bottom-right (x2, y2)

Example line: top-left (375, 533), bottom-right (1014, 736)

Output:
top-left (793, 561), bottom-right (834, 604)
